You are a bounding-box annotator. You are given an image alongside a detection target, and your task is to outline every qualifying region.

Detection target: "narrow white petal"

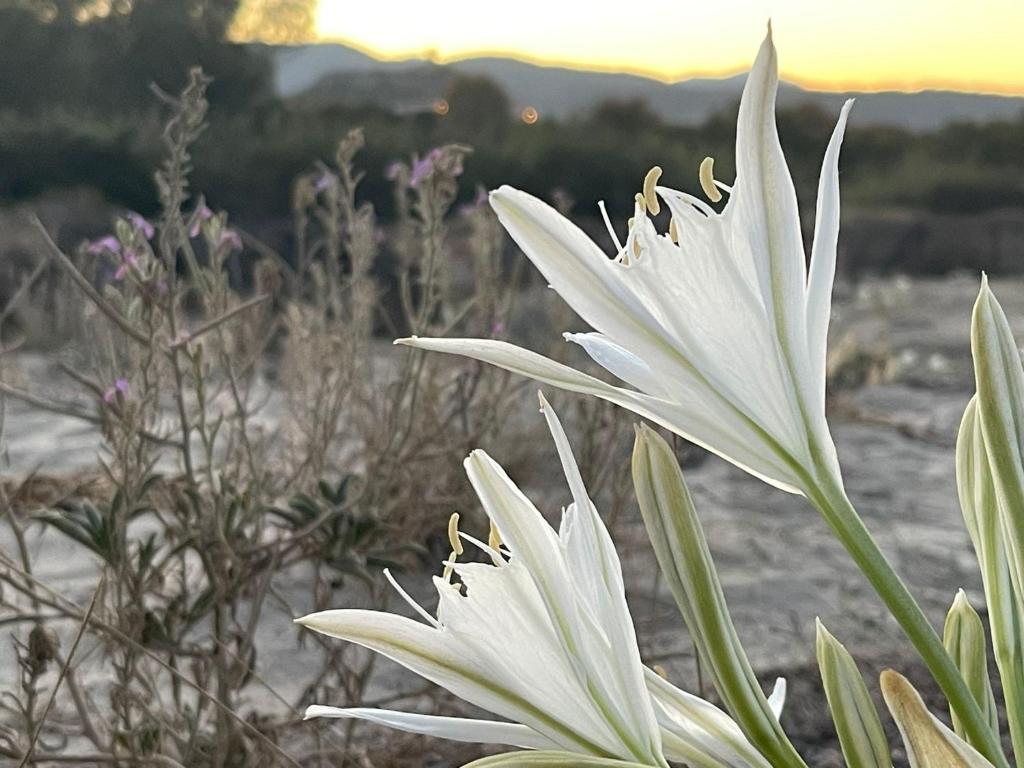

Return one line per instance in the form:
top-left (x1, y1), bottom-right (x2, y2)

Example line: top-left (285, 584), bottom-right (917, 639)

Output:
top-left (767, 678), bottom-right (786, 720)
top-left (564, 332), bottom-right (673, 399)
top-left (464, 449), bottom-right (587, 658)
top-left (295, 609), bottom-right (604, 754)
top-left (731, 27), bottom-right (810, 401)
top-left (538, 395), bottom-right (666, 760)
top-left (397, 336), bottom-right (802, 493)
top-left (806, 99), bottom-right (854, 404)
top-left (304, 706), bottom-right (560, 750)
top-left (489, 186), bottom-right (658, 340)
top-left (646, 671), bottom-right (773, 768)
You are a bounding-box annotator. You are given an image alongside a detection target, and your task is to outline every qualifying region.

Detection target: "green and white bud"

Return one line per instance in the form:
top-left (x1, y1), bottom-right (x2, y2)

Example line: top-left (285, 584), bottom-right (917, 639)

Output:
top-left (962, 282), bottom-right (1024, 760)
top-left (631, 424), bottom-right (805, 768)
top-left (814, 620), bottom-right (891, 768)
top-left (943, 590), bottom-right (999, 745)
top-left (971, 277), bottom-right (1024, 606)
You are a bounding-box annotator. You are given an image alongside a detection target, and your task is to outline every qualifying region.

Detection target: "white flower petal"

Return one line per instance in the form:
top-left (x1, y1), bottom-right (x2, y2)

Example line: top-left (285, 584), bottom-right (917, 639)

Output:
top-left (731, 26), bottom-right (808, 381)
top-left (538, 395), bottom-right (665, 760)
top-left (767, 678), bottom-right (786, 720)
top-left (646, 671), bottom-right (774, 768)
top-left (806, 99), bottom-right (854, 404)
top-left (489, 185), bottom-right (705, 390)
top-left (295, 609), bottom-right (606, 755)
top-left (433, 563), bottom-right (618, 750)
top-left (304, 706), bottom-right (560, 750)
top-left (565, 332), bottom-right (672, 399)
top-left (398, 336), bottom-right (802, 493)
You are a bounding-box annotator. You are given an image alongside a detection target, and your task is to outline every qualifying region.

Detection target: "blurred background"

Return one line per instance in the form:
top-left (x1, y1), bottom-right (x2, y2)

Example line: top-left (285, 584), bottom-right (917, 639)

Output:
top-left (3, 0), bottom-right (1024, 274)
top-left (1, 2), bottom-right (1024, 765)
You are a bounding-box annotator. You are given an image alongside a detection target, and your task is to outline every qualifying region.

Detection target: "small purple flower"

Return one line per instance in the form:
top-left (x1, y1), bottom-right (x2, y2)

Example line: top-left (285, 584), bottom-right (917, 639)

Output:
top-left (126, 211), bottom-right (155, 239)
top-left (189, 204), bottom-right (214, 238)
top-left (459, 187), bottom-right (489, 216)
top-left (113, 249), bottom-right (139, 281)
top-left (491, 321), bottom-right (506, 335)
top-left (315, 171), bottom-right (338, 192)
top-left (103, 377), bottom-right (129, 403)
top-left (87, 235), bottom-right (121, 256)
top-left (384, 161), bottom-right (403, 181)
top-left (409, 148), bottom-right (442, 189)
top-left (218, 228), bottom-right (243, 252)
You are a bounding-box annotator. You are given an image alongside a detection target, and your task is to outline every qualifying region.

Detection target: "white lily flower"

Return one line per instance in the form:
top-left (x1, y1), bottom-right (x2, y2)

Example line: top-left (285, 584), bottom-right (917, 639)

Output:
top-left (398, 28), bottom-right (852, 495)
top-left (296, 395), bottom-right (775, 768)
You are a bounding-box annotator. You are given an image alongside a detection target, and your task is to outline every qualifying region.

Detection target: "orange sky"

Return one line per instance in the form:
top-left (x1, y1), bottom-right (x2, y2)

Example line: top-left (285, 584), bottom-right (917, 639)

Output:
top-left (310, 0), bottom-right (1024, 95)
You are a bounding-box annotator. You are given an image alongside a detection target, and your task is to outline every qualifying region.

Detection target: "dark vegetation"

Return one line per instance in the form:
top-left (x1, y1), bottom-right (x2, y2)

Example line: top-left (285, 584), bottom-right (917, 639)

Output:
top-left (3, 0), bottom-right (1024, 234)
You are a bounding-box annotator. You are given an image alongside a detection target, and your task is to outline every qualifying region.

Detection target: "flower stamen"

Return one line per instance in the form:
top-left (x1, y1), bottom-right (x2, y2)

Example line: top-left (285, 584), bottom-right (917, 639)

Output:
top-left (598, 200), bottom-right (624, 253)
top-left (699, 156), bottom-right (723, 203)
top-left (488, 520), bottom-right (503, 552)
top-left (642, 166), bottom-right (662, 215)
top-left (448, 512), bottom-right (464, 556)
top-left (384, 568), bottom-right (441, 628)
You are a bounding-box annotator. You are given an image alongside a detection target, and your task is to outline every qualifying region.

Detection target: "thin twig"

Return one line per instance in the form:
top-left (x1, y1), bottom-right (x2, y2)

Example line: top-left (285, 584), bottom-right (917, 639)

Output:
top-left (168, 294), bottom-right (270, 349)
top-left (0, 381), bottom-right (180, 449)
top-left (18, 578), bottom-right (104, 768)
top-left (29, 216), bottom-right (150, 346)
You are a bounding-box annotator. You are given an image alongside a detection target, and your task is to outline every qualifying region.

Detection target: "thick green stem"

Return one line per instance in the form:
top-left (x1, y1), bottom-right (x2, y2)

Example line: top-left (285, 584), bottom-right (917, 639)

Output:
top-left (805, 471), bottom-right (1009, 768)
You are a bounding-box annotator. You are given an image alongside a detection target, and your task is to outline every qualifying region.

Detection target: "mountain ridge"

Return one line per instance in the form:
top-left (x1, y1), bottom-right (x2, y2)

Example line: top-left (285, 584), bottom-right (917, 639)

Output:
top-left (264, 42), bottom-right (1024, 131)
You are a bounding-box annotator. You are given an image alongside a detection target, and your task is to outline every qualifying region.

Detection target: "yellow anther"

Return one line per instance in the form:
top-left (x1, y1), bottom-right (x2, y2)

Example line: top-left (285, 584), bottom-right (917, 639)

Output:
top-left (634, 193), bottom-right (647, 213)
top-left (447, 512), bottom-right (464, 556)
top-left (668, 218), bottom-right (680, 244)
top-left (653, 664), bottom-right (668, 680)
top-left (642, 166), bottom-right (662, 215)
top-left (699, 156), bottom-right (723, 203)
top-left (627, 216), bottom-right (635, 229)
top-left (488, 520), bottom-right (503, 552)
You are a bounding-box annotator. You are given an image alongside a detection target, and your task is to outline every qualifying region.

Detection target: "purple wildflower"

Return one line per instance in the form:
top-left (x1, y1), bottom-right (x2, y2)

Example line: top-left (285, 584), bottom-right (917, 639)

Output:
top-left (218, 228), bottom-right (243, 252)
top-left (409, 148), bottom-right (442, 188)
top-left (384, 161), bottom-right (404, 181)
top-left (113, 249), bottom-right (139, 281)
top-left (126, 211), bottom-right (155, 239)
top-left (491, 321), bottom-right (506, 335)
top-left (103, 377), bottom-right (129, 403)
top-left (315, 171), bottom-right (338, 192)
top-left (87, 235), bottom-right (121, 256)
top-left (189, 204), bottom-right (214, 238)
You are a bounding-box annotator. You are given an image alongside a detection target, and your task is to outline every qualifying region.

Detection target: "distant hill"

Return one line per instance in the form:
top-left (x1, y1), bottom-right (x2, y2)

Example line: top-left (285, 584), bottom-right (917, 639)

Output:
top-left (266, 43), bottom-right (1024, 131)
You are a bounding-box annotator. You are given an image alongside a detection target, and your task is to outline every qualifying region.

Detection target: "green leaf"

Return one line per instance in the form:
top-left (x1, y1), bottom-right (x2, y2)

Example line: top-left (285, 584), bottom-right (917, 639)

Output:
top-left (815, 620), bottom-right (891, 768)
top-left (880, 670), bottom-right (995, 768)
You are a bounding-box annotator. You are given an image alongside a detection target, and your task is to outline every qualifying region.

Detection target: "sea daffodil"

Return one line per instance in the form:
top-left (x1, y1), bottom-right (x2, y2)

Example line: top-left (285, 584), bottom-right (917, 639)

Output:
top-left (297, 396), bottom-right (777, 768)
top-left (399, 29), bottom-right (850, 495)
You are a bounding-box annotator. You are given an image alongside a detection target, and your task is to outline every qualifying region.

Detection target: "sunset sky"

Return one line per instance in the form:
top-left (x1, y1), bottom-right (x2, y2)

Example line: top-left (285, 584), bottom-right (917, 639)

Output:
top-left (313, 0), bottom-right (1024, 95)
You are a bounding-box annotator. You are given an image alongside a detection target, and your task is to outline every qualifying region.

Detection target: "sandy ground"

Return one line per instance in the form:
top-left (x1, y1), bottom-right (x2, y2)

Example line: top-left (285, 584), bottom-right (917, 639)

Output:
top-left (2, 273), bottom-right (1022, 765)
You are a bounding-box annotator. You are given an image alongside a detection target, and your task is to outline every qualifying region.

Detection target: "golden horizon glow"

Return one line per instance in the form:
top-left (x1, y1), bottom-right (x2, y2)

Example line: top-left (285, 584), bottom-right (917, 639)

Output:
top-left (311, 0), bottom-right (1024, 96)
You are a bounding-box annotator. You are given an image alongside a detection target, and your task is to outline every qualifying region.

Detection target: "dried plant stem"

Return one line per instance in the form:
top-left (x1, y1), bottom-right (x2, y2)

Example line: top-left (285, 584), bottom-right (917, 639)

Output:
top-left (30, 216), bottom-right (150, 346)
top-left (18, 578), bottom-right (103, 768)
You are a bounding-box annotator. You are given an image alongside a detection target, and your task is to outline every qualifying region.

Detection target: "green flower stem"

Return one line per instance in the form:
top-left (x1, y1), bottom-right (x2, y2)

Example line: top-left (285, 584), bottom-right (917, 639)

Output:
top-left (804, 468), bottom-right (1009, 768)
